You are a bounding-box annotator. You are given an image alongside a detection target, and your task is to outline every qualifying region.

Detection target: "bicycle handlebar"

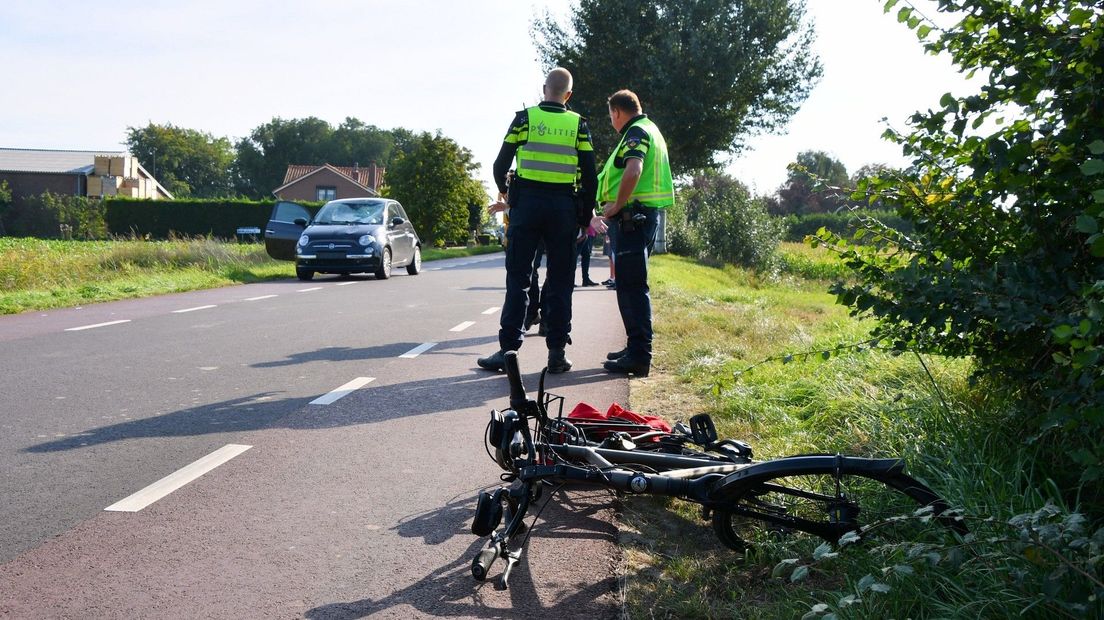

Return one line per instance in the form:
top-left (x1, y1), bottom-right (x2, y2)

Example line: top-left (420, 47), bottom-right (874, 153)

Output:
top-left (504, 350), bottom-right (527, 409)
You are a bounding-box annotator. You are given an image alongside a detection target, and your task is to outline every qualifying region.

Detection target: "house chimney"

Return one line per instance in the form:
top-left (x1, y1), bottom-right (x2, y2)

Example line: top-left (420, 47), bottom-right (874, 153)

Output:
top-left (369, 162), bottom-right (378, 191)
top-left (352, 162), bottom-right (359, 183)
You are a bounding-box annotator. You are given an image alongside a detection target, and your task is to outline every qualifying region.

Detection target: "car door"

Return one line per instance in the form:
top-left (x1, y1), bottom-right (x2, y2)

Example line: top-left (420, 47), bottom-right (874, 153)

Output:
top-left (389, 202), bottom-right (416, 264)
top-left (264, 201), bottom-right (312, 261)
top-left (384, 202), bottom-right (411, 265)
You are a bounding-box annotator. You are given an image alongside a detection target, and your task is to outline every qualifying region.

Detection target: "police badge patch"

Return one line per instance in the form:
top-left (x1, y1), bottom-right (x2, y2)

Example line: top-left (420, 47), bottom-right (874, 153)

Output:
top-left (626, 137), bottom-right (640, 149)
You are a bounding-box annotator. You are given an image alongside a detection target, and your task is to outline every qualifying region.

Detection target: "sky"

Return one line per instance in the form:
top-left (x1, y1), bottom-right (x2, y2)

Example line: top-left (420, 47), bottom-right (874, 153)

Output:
top-left (0, 0), bottom-right (975, 198)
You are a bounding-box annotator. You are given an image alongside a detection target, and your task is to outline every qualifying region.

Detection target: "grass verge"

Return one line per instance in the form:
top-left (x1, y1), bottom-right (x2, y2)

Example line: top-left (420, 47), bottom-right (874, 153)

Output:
top-left (620, 251), bottom-right (1101, 619)
top-left (0, 237), bottom-right (503, 315)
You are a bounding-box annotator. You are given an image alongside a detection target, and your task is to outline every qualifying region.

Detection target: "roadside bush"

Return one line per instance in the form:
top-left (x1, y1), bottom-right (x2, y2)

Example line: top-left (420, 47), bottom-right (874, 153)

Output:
top-left (782, 209), bottom-right (913, 242)
top-left (817, 1), bottom-right (1104, 497)
top-left (104, 197), bottom-right (323, 240)
top-left (662, 199), bottom-right (700, 256)
top-left (7, 192), bottom-right (107, 239)
top-left (675, 171), bottom-right (781, 271)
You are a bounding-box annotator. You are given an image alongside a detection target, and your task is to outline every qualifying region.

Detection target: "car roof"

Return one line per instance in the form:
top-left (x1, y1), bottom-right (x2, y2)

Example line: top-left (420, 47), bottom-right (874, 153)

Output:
top-left (324, 197), bottom-right (389, 205)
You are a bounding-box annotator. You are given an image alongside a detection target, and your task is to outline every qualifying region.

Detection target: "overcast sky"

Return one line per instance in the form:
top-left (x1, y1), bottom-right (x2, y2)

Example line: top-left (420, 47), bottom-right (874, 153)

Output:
top-left (0, 0), bottom-right (974, 197)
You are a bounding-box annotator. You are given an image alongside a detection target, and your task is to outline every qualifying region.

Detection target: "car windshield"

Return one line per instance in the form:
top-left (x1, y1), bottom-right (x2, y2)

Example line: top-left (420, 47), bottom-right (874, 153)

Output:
top-left (314, 201), bottom-right (386, 225)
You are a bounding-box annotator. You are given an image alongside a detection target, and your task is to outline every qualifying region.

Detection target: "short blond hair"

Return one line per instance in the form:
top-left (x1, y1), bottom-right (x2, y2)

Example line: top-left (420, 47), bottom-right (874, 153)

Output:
top-left (544, 68), bottom-right (573, 99)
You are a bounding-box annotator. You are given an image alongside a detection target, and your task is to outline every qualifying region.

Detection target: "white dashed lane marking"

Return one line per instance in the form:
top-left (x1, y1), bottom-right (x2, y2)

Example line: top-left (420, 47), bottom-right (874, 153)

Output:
top-left (172, 305), bottom-right (217, 314)
top-left (399, 342), bottom-right (437, 358)
top-left (104, 444), bottom-right (252, 512)
top-left (310, 377), bottom-right (376, 405)
top-left (336, 282), bottom-right (358, 286)
top-left (450, 321), bottom-right (475, 332)
top-left (65, 320), bottom-right (131, 332)
top-left (482, 307), bottom-right (500, 315)
top-left (245, 294), bottom-right (277, 301)
top-left (297, 287), bottom-right (323, 293)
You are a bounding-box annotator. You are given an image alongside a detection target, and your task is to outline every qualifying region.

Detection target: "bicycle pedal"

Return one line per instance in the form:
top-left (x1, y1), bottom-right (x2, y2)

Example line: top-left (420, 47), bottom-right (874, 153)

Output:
top-left (689, 413), bottom-right (718, 445)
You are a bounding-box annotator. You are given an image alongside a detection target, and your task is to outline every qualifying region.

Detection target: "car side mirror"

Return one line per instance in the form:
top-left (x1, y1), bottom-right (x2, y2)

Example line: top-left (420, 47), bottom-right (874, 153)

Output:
top-left (391, 216), bottom-right (405, 226)
top-left (293, 217), bottom-right (308, 227)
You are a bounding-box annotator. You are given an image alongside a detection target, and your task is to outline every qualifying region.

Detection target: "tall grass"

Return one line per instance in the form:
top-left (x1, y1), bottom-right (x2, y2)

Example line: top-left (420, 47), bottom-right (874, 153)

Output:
top-left (0, 237), bottom-right (502, 315)
top-left (622, 254), bottom-right (1102, 619)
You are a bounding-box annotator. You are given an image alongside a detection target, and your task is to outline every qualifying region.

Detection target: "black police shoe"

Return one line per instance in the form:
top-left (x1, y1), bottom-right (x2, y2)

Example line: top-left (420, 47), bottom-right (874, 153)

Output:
top-left (477, 349), bottom-right (508, 372)
top-left (606, 347), bottom-right (628, 361)
top-left (537, 321), bottom-right (547, 337)
top-left (547, 348), bottom-right (573, 374)
top-left (603, 355), bottom-right (650, 377)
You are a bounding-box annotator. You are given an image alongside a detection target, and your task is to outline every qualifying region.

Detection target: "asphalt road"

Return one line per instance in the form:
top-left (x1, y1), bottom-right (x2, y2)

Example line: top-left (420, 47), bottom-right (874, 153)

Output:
top-left (0, 253), bottom-right (630, 618)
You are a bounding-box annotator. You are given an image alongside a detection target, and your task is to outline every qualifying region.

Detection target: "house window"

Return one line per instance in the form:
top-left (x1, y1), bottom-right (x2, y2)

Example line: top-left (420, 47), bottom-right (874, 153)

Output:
top-left (316, 186), bottom-right (336, 201)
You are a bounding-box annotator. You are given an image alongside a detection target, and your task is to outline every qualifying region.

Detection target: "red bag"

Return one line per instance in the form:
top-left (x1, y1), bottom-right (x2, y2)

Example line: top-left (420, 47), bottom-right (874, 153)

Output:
top-left (567, 402), bottom-right (672, 433)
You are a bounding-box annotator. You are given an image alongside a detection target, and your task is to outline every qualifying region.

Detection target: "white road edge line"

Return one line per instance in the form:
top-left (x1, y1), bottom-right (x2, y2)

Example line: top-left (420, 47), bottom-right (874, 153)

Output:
top-left (298, 287), bottom-right (323, 293)
top-left (245, 294), bottom-right (278, 301)
top-left (399, 342), bottom-right (437, 358)
top-left (482, 307), bottom-right (500, 315)
top-left (309, 376), bottom-right (376, 405)
top-left (104, 444), bottom-right (252, 512)
top-left (65, 320), bottom-right (131, 332)
top-left (172, 305), bottom-right (217, 314)
top-left (450, 321), bottom-right (476, 332)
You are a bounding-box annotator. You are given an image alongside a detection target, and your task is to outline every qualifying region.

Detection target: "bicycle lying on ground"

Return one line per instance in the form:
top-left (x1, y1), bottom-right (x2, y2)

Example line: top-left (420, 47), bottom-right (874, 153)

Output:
top-left (470, 352), bottom-right (966, 588)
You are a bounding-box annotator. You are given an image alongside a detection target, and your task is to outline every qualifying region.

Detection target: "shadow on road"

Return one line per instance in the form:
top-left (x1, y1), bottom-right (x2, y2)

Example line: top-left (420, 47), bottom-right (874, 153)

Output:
top-left (305, 489), bottom-right (620, 619)
top-left (252, 335), bottom-right (498, 368)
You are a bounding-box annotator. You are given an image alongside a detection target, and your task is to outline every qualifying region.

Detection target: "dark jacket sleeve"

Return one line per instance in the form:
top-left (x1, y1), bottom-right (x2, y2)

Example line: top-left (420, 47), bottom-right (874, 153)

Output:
top-left (492, 110), bottom-right (526, 195)
top-left (575, 150), bottom-right (598, 226)
top-left (492, 142), bottom-right (517, 196)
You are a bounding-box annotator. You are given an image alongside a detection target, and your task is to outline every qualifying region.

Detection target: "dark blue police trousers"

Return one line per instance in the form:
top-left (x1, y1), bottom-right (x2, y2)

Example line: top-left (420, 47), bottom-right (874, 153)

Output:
top-left (499, 187), bottom-right (576, 351)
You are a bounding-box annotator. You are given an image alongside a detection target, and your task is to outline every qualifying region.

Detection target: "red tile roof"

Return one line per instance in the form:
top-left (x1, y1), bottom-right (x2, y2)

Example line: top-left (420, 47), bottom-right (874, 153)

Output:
top-left (281, 163), bottom-right (385, 190)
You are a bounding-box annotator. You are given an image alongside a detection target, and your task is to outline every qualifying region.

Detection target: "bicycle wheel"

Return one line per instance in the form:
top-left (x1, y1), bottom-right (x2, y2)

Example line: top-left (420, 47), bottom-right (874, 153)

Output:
top-left (710, 467), bottom-right (961, 553)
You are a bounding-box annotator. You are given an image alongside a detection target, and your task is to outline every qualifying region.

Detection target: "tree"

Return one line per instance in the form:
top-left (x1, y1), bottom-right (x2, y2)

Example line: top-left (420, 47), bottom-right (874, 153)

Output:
top-left (125, 123), bottom-right (235, 198)
top-left (384, 132), bottom-right (487, 247)
top-left (816, 0), bottom-right (1104, 484)
top-left (232, 117), bottom-right (337, 198)
top-left (534, 0), bottom-right (822, 174)
top-left (232, 117), bottom-right (397, 198)
top-left (772, 150), bottom-right (850, 215)
top-left (673, 171), bottom-right (781, 270)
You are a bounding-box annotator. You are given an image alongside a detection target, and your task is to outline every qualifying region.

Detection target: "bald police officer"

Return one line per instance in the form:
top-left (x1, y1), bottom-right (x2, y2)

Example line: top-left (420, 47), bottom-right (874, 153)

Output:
top-left (478, 68), bottom-right (598, 373)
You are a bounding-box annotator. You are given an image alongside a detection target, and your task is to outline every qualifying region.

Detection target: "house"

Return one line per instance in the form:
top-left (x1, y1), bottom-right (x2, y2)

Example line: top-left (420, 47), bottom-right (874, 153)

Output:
top-left (273, 162), bottom-right (385, 202)
top-left (0, 148), bottom-right (173, 202)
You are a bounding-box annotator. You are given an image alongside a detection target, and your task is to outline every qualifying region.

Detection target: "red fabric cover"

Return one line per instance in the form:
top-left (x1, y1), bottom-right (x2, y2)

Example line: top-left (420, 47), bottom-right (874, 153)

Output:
top-left (567, 402), bottom-right (672, 433)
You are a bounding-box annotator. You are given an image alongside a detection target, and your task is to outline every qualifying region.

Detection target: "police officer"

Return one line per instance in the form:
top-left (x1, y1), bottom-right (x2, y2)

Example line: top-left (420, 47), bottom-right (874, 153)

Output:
top-left (478, 67), bottom-right (598, 373)
top-left (595, 89), bottom-right (674, 377)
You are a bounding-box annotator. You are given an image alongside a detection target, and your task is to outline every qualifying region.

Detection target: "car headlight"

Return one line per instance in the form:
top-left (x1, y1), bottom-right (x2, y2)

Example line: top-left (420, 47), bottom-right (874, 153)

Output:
top-left (358, 234), bottom-right (374, 246)
top-left (297, 234), bottom-right (309, 247)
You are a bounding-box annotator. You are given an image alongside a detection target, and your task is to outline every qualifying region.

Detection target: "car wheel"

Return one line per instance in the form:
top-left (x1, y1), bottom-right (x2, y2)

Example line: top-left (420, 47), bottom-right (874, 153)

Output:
top-left (375, 247), bottom-right (392, 280)
top-left (296, 267), bottom-right (315, 281)
top-left (406, 246), bottom-right (422, 275)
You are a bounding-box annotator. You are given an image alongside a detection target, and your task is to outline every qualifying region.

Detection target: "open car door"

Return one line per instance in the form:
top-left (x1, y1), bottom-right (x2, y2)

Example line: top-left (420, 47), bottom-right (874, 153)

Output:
top-left (264, 201), bottom-right (312, 261)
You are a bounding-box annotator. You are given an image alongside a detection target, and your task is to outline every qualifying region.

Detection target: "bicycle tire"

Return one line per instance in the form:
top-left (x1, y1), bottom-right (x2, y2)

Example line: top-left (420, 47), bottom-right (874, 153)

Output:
top-left (710, 464), bottom-right (963, 552)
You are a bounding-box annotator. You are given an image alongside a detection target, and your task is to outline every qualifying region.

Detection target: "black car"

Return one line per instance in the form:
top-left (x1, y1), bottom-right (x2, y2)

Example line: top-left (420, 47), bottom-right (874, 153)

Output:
top-left (264, 198), bottom-right (422, 281)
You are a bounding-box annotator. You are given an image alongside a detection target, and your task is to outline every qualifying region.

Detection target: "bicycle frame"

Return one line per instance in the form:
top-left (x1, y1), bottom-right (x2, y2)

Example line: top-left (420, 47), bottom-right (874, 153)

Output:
top-left (471, 352), bottom-right (960, 588)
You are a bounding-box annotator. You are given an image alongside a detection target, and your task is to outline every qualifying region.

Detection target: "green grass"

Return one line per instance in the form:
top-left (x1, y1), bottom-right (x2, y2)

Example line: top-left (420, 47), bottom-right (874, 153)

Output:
top-left (622, 253), bottom-right (1101, 619)
top-left (0, 237), bottom-right (502, 315)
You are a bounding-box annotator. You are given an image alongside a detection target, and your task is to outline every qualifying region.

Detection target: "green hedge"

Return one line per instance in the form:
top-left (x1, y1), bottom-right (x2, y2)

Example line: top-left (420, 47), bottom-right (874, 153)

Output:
top-left (781, 209), bottom-right (914, 242)
top-left (104, 198), bottom-right (323, 240)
